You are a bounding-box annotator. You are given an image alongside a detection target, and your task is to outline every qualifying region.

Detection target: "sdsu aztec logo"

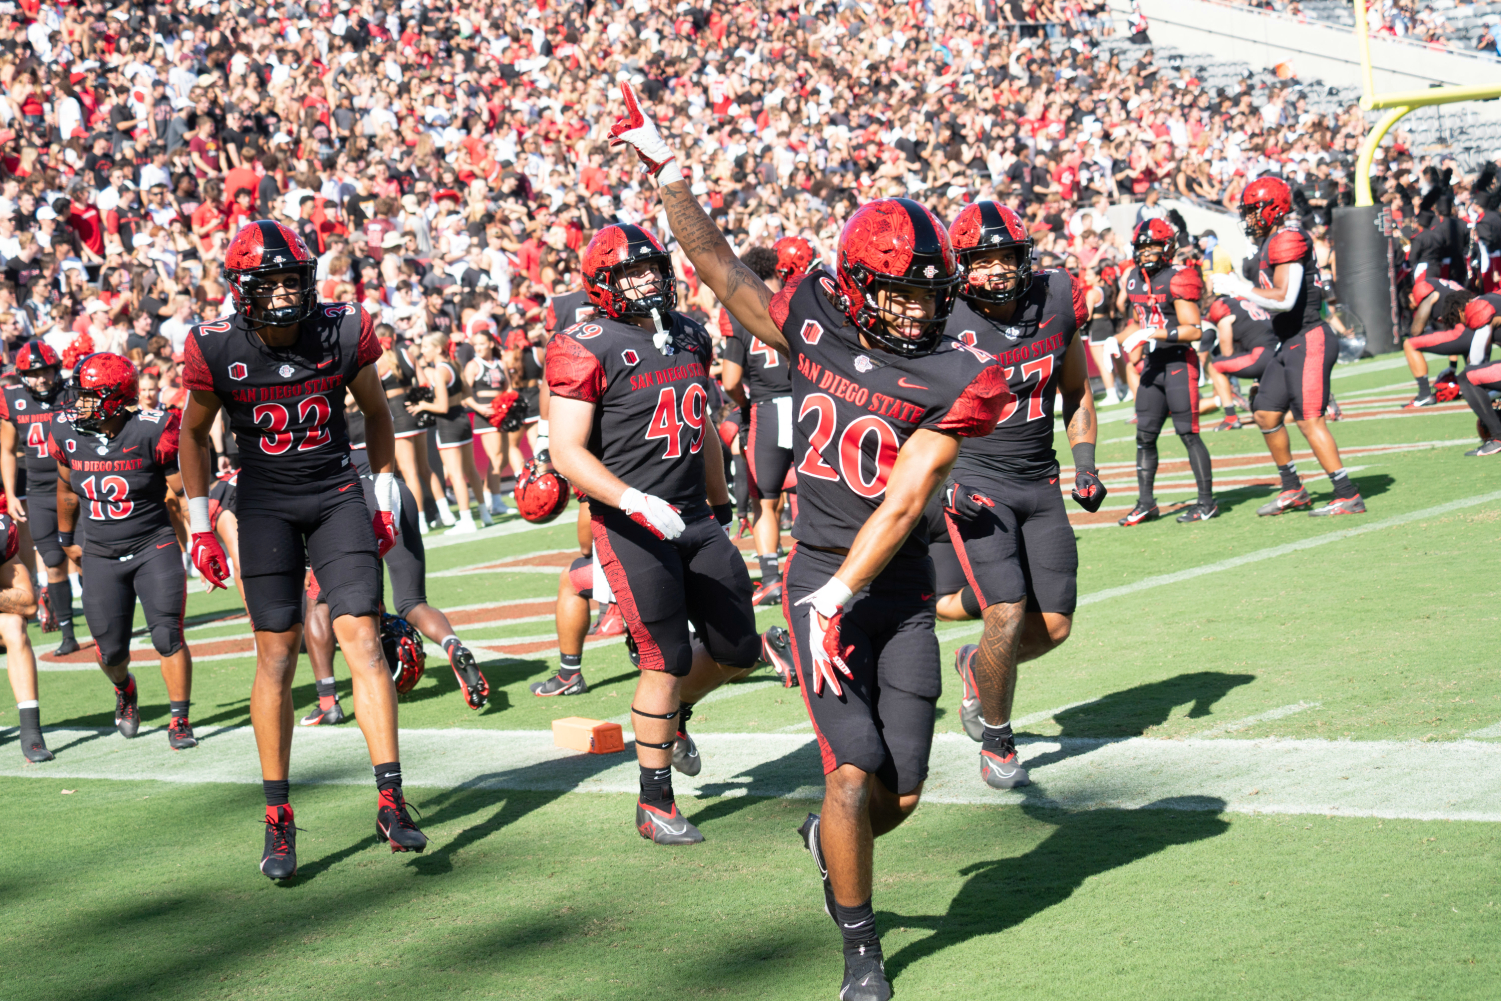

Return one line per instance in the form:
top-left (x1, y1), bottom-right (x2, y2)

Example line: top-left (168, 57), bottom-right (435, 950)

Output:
top-left (323, 304), bottom-right (357, 318)
top-left (620, 349), bottom-right (640, 366)
top-left (956, 330), bottom-right (978, 347)
top-left (13, 398), bottom-right (25, 411)
top-left (64, 438), bottom-right (75, 453)
top-left (228, 362), bottom-right (248, 381)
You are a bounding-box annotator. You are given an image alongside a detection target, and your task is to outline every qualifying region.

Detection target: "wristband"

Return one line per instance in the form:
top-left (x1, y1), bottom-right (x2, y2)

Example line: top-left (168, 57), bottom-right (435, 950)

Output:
top-left (1166, 329), bottom-right (1179, 343)
top-left (373, 471), bottom-right (395, 512)
top-left (654, 158), bottom-right (684, 187)
top-left (1070, 441), bottom-right (1097, 472)
top-left (712, 502), bottom-right (733, 526)
top-left (57, 531), bottom-right (73, 548)
top-left (188, 496), bottom-right (211, 534)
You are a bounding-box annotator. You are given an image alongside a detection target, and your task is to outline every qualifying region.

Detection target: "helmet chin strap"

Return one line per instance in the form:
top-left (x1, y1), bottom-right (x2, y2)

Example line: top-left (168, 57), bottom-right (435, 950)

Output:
top-left (650, 308), bottom-right (672, 354)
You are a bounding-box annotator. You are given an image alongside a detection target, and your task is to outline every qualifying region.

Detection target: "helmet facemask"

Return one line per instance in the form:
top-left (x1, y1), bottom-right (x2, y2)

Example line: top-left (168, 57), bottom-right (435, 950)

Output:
top-left (960, 244), bottom-right (1033, 304)
top-left (1133, 240), bottom-right (1172, 275)
top-left (231, 264), bottom-right (318, 328)
top-left (21, 365), bottom-right (60, 402)
top-left (846, 265), bottom-right (959, 358)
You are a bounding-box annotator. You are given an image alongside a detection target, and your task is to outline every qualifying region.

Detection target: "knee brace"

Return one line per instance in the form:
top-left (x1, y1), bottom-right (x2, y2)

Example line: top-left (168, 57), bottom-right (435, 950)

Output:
top-left (1135, 429), bottom-right (1160, 452)
top-left (40, 548), bottom-right (66, 569)
top-left (150, 622), bottom-right (183, 657)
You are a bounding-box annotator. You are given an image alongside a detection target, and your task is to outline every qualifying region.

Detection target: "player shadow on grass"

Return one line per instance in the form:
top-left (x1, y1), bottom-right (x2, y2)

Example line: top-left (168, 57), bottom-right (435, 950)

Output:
top-left (1020, 671), bottom-right (1254, 773)
top-left (880, 797), bottom-right (1230, 979)
top-left (686, 739), bottom-right (827, 829)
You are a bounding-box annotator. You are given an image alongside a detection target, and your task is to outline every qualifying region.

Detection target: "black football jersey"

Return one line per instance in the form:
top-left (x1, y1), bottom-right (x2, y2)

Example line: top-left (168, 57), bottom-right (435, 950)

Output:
top-left (48, 408), bottom-right (180, 558)
top-left (1124, 263), bottom-right (1205, 365)
top-left (0, 383), bottom-right (73, 490)
top-left (545, 290), bottom-right (596, 333)
top-left (1253, 223), bottom-right (1323, 339)
top-left (948, 269), bottom-right (1087, 480)
top-left (770, 269), bottom-right (1010, 556)
top-left (545, 311), bottom-right (717, 517)
top-left (1412, 275), bottom-right (1469, 328)
top-left (1206, 296), bottom-right (1278, 352)
top-left (182, 303), bottom-right (381, 485)
top-left (718, 306), bottom-right (792, 401)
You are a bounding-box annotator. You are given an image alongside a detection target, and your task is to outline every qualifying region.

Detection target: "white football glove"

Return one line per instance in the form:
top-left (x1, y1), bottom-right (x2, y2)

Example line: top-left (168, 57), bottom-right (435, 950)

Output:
top-left (619, 487), bottom-right (685, 541)
top-left (1123, 328), bottom-right (1159, 353)
top-left (795, 577), bottom-right (855, 697)
top-left (1211, 272), bottom-right (1251, 297)
top-left (608, 80), bottom-right (683, 186)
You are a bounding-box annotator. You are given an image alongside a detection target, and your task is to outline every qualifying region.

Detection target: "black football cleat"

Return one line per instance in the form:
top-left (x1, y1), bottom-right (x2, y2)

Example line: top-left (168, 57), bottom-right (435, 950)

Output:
top-left (375, 788), bottom-right (427, 853)
top-left (673, 703), bottom-right (700, 777)
top-left (760, 625), bottom-right (796, 686)
top-left (448, 643), bottom-right (489, 709)
top-left (1309, 495), bottom-right (1366, 517)
top-left (953, 644), bottom-right (984, 742)
top-left (1468, 439), bottom-right (1501, 456)
top-left (1256, 487), bottom-right (1311, 516)
top-left (299, 700), bottom-right (346, 726)
top-left (53, 634), bottom-right (79, 656)
top-left (1403, 393), bottom-right (1437, 409)
top-left (1212, 415), bottom-right (1246, 431)
top-left (261, 805), bottom-right (297, 881)
top-left (796, 812), bottom-right (835, 918)
top-left (635, 800), bottom-right (703, 845)
top-left (841, 949), bottom-right (893, 1001)
top-left (114, 675), bottom-right (139, 738)
top-left (37, 591), bottom-right (57, 632)
top-left (531, 669), bottom-right (587, 696)
top-left (980, 738), bottom-right (1031, 789)
top-left (1117, 501), bottom-right (1158, 527)
top-left (1327, 397), bottom-right (1344, 421)
top-left (750, 578), bottom-right (784, 607)
top-left (167, 716), bottom-right (198, 750)
top-left (19, 727), bottom-right (53, 763)
top-left (1175, 501), bottom-right (1219, 523)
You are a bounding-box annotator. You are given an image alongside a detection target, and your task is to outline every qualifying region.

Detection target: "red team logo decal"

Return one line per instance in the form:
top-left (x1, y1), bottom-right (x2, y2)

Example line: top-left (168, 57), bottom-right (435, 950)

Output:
top-left (229, 363), bottom-right (249, 381)
top-left (621, 349), bottom-right (640, 366)
top-left (799, 319), bottom-right (824, 345)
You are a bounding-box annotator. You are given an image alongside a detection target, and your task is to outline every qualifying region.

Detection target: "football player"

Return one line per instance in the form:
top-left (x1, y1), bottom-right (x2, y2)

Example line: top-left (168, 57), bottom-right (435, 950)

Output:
top-left (613, 83), bottom-right (1010, 1001)
top-left (51, 353), bottom-right (196, 750)
top-left (545, 219), bottom-right (763, 846)
top-left (179, 220), bottom-right (425, 881)
top-left (0, 508), bottom-right (52, 762)
top-left (1450, 294), bottom-right (1501, 456)
top-left (0, 341), bottom-right (80, 655)
top-left (934, 201), bottom-right (1099, 789)
top-left (1117, 219), bottom-right (1217, 525)
top-left (1214, 178), bottom-right (1365, 516)
top-left (1402, 277), bottom-right (1480, 408)
top-left (718, 245), bottom-right (798, 606)
top-left (1206, 294), bottom-right (1278, 431)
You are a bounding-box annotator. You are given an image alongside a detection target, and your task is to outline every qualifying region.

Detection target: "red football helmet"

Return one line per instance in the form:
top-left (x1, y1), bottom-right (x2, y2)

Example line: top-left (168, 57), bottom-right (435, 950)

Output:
top-left (513, 458), bottom-right (570, 524)
top-left (581, 224), bottom-right (677, 320)
top-left (68, 352), bottom-right (139, 433)
top-left (773, 236), bottom-right (815, 280)
top-left (14, 339), bottom-right (62, 401)
top-left (381, 613), bottom-right (426, 694)
top-left (950, 200), bottom-right (1033, 303)
top-left (0, 512), bottom-right (16, 564)
top-left (1240, 176), bottom-right (1293, 239)
top-left (1131, 218), bottom-right (1179, 275)
top-left (835, 197), bottom-right (961, 357)
top-left (224, 219), bottom-right (319, 328)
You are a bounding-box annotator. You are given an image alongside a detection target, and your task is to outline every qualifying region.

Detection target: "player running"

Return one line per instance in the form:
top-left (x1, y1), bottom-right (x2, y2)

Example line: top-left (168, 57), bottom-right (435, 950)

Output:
top-left (934, 201), bottom-right (1101, 789)
top-left (1206, 294), bottom-right (1278, 430)
top-left (179, 220), bottom-right (425, 881)
top-left (546, 220), bottom-right (763, 847)
top-left (718, 244), bottom-right (801, 606)
top-left (1213, 177), bottom-right (1365, 516)
top-left (1402, 277), bottom-right (1482, 408)
top-left (0, 341), bottom-right (80, 654)
top-left (51, 353), bottom-right (196, 750)
top-left (1117, 219), bottom-right (1217, 525)
top-left (614, 83), bottom-right (1010, 1000)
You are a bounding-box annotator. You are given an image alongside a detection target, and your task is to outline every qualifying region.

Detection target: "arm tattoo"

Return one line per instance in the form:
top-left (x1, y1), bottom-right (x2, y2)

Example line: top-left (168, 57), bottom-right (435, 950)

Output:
top-left (0, 590), bottom-right (32, 614)
top-left (1066, 404), bottom-right (1092, 447)
top-left (724, 258), bottom-right (772, 310)
top-left (659, 184), bottom-right (727, 258)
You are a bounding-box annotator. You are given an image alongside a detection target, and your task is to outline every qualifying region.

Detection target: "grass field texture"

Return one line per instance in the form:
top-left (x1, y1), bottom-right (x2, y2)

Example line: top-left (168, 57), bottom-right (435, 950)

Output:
top-left (2, 353), bottom-right (1499, 1000)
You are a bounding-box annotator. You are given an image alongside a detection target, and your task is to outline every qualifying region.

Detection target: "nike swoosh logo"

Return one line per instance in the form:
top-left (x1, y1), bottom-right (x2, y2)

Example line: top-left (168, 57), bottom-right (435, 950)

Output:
top-left (920, 592), bottom-right (933, 601)
top-left (1038, 316), bottom-right (1055, 329)
top-left (1049, 477), bottom-right (1058, 484)
top-left (316, 358), bottom-right (335, 369)
top-left (123, 446), bottom-right (137, 453)
top-left (897, 377), bottom-right (927, 390)
top-left (157, 541), bottom-right (176, 549)
top-left (339, 483), bottom-right (356, 492)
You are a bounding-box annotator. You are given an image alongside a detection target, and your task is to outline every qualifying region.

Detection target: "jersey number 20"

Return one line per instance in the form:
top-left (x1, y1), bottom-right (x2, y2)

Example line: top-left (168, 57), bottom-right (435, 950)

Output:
top-left (797, 393), bottom-right (899, 499)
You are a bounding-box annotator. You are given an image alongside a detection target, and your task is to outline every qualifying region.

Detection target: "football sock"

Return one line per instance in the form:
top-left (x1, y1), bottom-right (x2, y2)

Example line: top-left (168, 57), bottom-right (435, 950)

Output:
top-left (1277, 462), bottom-right (1301, 491)
top-left (639, 764), bottom-right (674, 808)
top-left (115, 674), bottom-right (135, 697)
top-left (1182, 432), bottom-right (1213, 505)
top-left (315, 677), bottom-right (337, 710)
top-left (17, 701), bottom-right (40, 737)
top-left (264, 778), bottom-right (290, 808)
top-left (981, 720), bottom-right (1014, 755)
top-left (833, 900), bottom-right (881, 958)
top-left (1417, 374), bottom-right (1431, 397)
top-left (373, 762), bottom-right (403, 793)
top-left (46, 579), bottom-right (72, 630)
top-left (678, 701), bottom-right (694, 736)
top-left (1224, 403), bottom-right (1238, 418)
top-left (958, 586), bottom-right (982, 619)
top-left (440, 635), bottom-right (461, 655)
top-left (169, 699), bottom-right (190, 719)
top-left (1135, 431), bottom-right (1159, 506)
top-left (758, 553), bottom-right (780, 582)
top-left (1329, 467), bottom-right (1358, 500)
top-left (559, 652), bottom-right (582, 678)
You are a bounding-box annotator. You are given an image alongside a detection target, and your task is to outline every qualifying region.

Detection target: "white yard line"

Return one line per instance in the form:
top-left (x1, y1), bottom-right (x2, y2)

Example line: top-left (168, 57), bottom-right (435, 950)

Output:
top-left (12, 724), bottom-right (1501, 821)
top-left (1465, 721), bottom-right (1501, 739)
top-left (1196, 702), bottom-right (1321, 737)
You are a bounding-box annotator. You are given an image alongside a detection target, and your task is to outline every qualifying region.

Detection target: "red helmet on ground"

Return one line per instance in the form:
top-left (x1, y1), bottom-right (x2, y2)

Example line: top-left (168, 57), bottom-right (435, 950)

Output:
top-left (581, 223), bottom-right (676, 320)
top-left (14, 339), bottom-right (62, 401)
top-left (950, 200), bottom-right (1034, 304)
top-left (773, 236), bottom-right (815, 280)
top-left (224, 219), bottom-right (319, 328)
top-left (513, 458), bottom-right (570, 524)
top-left (1131, 217), bottom-right (1179, 275)
top-left (835, 197), bottom-right (961, 357)
top-left (68, 352), bottom-right (139, 433)
top-left (1240, 176), bottom-right (1293, 239)
top-left (0, 511), bottom-right (15, 563)
top-left (381, 613), bottom-right (426, 695)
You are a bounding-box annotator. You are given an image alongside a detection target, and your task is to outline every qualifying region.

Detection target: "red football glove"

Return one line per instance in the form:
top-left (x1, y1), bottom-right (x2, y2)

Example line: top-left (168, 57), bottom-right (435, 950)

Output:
top-left (372, 511), bottom-right (397, 559)
top-left (608, 80), bottom-right (679, 179)
top-left (190, 532), bottom-right (229, 591)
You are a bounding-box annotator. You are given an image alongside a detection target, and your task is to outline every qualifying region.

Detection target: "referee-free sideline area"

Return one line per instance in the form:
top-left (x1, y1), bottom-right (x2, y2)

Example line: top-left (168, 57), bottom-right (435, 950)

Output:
top-left (2, 354), bottom-right (1499, 1001)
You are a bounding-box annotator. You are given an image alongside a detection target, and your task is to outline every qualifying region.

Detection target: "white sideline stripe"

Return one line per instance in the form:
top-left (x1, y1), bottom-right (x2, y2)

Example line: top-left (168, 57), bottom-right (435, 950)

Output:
top-left (941, 489), bottom-right (1501, 640)
top-left (1088, 439), bottom-right (1474, 472)
top-left (12, 725), bottom-right (1501, 820)
top-left (431, 547), bottom-right (580, 578)
top-left (1465, 721), bottom-right (1501, 739)
top-left (602, 679), bottom-right (783, 726)
top-left (418, 514), bottom-right (572, 551)
top-left (1196, 702), bottom-right (1320, 737)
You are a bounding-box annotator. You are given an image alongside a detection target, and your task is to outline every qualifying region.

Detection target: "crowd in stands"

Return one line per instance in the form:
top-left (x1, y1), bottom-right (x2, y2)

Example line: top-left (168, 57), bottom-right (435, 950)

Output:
top-left (1230, 0), bottom-right (1501, 57)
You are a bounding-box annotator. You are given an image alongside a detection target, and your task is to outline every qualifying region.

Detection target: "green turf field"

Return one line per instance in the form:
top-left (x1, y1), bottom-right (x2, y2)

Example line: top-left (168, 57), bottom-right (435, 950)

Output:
top-left (3, 353), bottom-right (1500, 1000)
